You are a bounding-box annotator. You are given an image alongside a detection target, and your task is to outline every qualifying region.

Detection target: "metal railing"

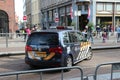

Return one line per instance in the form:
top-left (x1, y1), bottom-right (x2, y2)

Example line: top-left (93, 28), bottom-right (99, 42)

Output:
top-left (94, 61), bottom-right (120, 80)
top-left (0, 33), bottom-right (26, 48)
top-left (1, 62), bottom-right (120, 80)
top-left (0, 66), bottom-right (83, 80)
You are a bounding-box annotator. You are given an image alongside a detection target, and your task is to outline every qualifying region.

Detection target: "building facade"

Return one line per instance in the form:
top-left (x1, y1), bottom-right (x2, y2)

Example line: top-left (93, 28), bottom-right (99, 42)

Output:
top-left (0, 0), bottom-right (16, 33)
top-left (25, 0), bottom-right (120, 31)
top-left (31, 0), bottom-right (40, 27)
top-left (24, 0), bottom-right (41, 29)
top-left (93, 0), bottom-right (120, 31)
top-left (24, 0), bottom-right (32, 27)
top-left (40, 0), bottom-right (90, 31)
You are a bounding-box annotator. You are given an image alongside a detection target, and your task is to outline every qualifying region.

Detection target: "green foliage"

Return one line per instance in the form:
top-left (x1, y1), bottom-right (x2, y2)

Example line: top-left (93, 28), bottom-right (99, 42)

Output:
top-left (87, 22), bottom-right (94, 28)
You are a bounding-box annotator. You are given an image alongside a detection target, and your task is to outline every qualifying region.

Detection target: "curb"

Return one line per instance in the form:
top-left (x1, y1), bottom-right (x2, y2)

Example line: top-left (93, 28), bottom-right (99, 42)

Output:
top-left (0, 51), bottom-right (25, 57)
top-left (92, 46), bottom-right (120, 50)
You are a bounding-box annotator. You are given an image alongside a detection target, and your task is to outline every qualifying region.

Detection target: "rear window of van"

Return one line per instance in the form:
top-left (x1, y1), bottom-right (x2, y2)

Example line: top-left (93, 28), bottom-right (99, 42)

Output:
top-left (27, 32), bottom-right (59, 45)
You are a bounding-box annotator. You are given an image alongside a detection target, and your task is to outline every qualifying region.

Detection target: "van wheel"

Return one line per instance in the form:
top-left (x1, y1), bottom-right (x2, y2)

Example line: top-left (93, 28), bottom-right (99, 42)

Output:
top-left (64, 55), bottom-right (73, 72)
top-left (86, 48), bottom-right (93, 60)
top-left (66, 55), bottom-right (73, 67)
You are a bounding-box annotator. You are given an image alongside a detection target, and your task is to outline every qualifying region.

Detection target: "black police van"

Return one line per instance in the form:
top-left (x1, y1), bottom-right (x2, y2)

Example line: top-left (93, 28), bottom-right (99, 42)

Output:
top-left (25, 30), bottom-right (92, 68)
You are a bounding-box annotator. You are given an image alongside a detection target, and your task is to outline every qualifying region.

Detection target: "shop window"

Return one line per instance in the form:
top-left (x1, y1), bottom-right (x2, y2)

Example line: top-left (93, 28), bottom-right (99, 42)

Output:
top-left (66, 15), bottom-right (72, 26)
top-left (60, 16), bottom-right (65, 26)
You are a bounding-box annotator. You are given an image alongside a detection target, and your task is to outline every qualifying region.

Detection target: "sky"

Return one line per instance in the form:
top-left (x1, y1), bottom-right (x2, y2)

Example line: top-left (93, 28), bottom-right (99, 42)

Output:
top-left (15, 0), bottom-right (24, 21)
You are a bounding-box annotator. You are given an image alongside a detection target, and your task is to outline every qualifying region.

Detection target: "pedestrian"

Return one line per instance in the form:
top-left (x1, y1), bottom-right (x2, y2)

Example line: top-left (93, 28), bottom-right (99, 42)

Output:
top-left (15, 29), bottom-right (20, 37)
top-left (26, 27), bottom-right (31, 36)
top-left (34, 25), bottom-right (38, 31)
top-left (116, 26), bottom-right (120, 42)
top-left (102, 31), bottom-right (107, 43)
top-left (22, 27), bottom-right (27, 41)
top-left (87, 26), bottom-right (94, 44)
top-left (82, 29), bottom-right (87, 41)
top-left (96, 25), bottom-right (101, 38)
top-left (25, 27), bottom-right (31, 41)
top-left (31, 27), bottom-right (35, 33)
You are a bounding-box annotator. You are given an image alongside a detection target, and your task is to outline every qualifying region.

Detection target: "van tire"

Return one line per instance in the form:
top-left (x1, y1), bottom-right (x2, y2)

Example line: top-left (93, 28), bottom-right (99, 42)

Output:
top-left (63, 55), bottom-right (73, 72)
top-left (66, 55), bottom-right (73, 67)
top-left (86, 48), bottom-right (93, 60)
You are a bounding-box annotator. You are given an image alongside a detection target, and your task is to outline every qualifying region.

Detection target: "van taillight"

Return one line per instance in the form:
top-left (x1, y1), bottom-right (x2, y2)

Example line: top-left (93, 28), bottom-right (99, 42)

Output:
top-left (25, 45), bottom-right (32, 51)
top-left (49, 47), bottom-right (62, 54)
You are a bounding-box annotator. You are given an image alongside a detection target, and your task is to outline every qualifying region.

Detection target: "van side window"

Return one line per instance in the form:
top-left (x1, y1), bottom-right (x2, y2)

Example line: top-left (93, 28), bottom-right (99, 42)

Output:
top-left (76, 32), bottom-right (83, 42)
top-left (69, 32), bottom-right (79, 43)
top-left (63, 32), bottom-right (69, 44)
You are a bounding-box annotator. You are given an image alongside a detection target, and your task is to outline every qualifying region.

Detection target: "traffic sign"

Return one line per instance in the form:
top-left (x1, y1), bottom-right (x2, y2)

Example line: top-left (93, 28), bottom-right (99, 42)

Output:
top-left (23, 16), bottom-right (27, 21)
top-left (55, 18), bottom-right (59, 22)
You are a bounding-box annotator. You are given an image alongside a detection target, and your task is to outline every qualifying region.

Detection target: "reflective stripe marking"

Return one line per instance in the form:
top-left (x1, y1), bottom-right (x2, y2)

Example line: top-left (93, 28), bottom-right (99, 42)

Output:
top-left (77, 42), bottom-right (90, 60)
top-left (28, 52), bottom-right (55, 60)
top-left (44, 52), bottom-right (55, 60)
top-left (28, 51), bottom-right (35, 59)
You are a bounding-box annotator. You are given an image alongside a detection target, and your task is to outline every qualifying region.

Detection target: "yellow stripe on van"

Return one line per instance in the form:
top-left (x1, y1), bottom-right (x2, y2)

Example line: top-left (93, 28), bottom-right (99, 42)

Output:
top-left (80, 41), bottom-right (91, 51)
top-left (44, 52), bottom-right (55, 61)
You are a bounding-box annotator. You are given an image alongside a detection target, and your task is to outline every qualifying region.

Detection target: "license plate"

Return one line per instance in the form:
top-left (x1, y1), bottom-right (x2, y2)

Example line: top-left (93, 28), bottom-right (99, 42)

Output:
top-left (34, 52), bottom-right (47, 57)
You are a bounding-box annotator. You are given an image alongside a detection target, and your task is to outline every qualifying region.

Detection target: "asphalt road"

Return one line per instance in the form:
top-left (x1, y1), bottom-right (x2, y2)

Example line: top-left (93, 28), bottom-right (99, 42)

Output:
top-left (0, 49), bottom-right (120, 80)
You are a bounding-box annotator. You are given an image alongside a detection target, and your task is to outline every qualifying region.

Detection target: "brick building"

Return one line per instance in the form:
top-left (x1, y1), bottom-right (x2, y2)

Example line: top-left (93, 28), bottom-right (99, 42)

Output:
top-left (0, 0), bottom-right (16, 33)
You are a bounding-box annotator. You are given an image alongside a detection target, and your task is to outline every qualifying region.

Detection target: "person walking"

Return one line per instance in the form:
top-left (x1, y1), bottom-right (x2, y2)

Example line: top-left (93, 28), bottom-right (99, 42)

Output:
top-left (116, 26), bottom-right (120, 42)
top-left (102, 31), bottom-right (107, 43)
top-left (96, 25), bottom-right (101, 38)
top-left (25, 27), bottom-right (31, 41)
top-left (87, 26), bottom-right (94, 44)
top-left (82, 29), bottom-right (87, 41)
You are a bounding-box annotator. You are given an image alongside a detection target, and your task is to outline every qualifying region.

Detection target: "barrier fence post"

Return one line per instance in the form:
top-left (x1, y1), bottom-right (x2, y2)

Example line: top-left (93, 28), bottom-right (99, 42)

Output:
top-left (6, 33), bottom-right (8, 48)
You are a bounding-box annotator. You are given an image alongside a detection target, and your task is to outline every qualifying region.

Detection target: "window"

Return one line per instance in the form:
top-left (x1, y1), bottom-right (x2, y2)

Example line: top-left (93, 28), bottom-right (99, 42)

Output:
top-left (60, 7), bottom-right (65, 26)
top-left (116, 4), bottom-right (120, 11)
top-left (105, 3), bottom-right (112, 11)
top-left (97, 3), bottom-right (104, 11)
top-left (66, 15), bottom-right (72, 26)
top-left (69, 32), bottom-right (79, 43)
top-left (48, 10), bottom-right (53, 21)
top-left (53, 9), bottom-right (56, 20)
top-left (84, 4), bottom-right (88, 11)
top-left (66, 6), bottom-right (70, 13)
top-left (63, 32), bottom-right (69, 44)
top-left (76, 32), bottom-right (83, 42)
top-left (27, 32), bottom-right (59, 45)
top-left (78, 5), bottom-right (82, 11)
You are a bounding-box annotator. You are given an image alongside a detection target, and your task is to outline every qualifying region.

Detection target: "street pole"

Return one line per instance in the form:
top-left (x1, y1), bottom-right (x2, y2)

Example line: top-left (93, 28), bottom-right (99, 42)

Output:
top-left (74, 10), bottom-right (81, 30)
top-left (113, 1), bottom-right (116, 35)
